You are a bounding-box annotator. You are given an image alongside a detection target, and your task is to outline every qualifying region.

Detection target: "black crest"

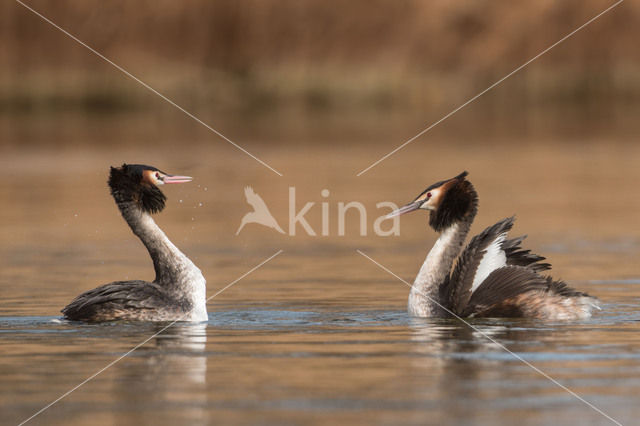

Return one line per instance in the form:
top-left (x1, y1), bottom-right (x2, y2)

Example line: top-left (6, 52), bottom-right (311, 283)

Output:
top-left (108, 164), bottom-right (167, 214)
top-left (429, 172), bottom-right (478, 231)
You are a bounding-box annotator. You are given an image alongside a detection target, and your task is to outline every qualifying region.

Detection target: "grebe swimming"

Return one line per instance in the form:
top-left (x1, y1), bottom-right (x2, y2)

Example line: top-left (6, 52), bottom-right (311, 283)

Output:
top-left (388, 171), bottom-right (599, 320)
top-left (62, 164), bottom-right (207, 322)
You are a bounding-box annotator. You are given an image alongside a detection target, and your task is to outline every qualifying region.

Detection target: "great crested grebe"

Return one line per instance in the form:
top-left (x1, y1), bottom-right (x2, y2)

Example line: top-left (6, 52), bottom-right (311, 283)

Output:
top-left (62, 164), bottom-right (207, 322)
top-left (388, 171), bottom-right (599, 320)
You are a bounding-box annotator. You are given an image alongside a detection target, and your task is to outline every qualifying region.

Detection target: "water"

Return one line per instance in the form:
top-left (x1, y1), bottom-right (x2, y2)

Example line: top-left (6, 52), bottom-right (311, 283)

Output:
top-left (2, 135), bottom-right (640, 425)
top-left (3, 303), bottom-right (640, 425)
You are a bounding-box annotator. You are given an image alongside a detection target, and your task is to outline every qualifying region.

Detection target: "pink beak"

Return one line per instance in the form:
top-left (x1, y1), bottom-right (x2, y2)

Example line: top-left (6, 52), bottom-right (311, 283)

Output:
top-left (163, 175), bottom-right (193, 184)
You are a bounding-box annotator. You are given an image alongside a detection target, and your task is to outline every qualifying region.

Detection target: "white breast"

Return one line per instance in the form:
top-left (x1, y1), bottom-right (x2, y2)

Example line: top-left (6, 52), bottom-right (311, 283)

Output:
top-left (184, 266), bottom-right (208, 322)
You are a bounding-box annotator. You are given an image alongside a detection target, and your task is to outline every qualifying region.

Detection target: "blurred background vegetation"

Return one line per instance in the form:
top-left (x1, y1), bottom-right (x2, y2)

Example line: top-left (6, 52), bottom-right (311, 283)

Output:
top-left (1, 0), bottom-right (638, 147)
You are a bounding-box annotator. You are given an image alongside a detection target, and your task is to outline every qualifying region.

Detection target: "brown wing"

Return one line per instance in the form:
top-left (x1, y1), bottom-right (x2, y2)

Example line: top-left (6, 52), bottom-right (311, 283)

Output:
top-left (459, 266), bottom-right (552, 317)
top-left (442, 217), bottom-right (552, 314)
top-left (442, 217), bottom-right (515, 313)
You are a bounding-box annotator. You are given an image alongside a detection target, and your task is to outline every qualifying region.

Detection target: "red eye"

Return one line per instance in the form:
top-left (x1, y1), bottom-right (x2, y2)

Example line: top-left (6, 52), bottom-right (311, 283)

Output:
top-left (427, 192), bottom-right (432, 198)
top-left (155, 172), bottom-right (161, 179)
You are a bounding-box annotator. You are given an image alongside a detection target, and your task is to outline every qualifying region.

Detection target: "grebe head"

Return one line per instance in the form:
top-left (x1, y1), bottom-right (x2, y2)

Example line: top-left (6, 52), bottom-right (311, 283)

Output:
top-left (108, 164), bottom-right (192, 214)
top-left (387, 171), bottom-right (477, 231)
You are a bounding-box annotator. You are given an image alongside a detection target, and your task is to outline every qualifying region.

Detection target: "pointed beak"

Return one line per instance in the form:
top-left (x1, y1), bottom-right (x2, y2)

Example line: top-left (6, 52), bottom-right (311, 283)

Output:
top-left (163, 175), bottom-right (193, 184)
top-left (386, 201), bottom-right (422, 219)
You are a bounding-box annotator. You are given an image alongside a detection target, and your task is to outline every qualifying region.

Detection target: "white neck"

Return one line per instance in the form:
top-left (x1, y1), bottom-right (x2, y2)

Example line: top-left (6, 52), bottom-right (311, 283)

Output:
top-left (120, 203), bottom-right (208, 321)
top-left (408, 220), bottom-right (470, 317)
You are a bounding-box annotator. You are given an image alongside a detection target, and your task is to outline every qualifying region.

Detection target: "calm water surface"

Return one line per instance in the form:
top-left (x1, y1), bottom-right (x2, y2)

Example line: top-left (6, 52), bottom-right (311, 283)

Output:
top-left (1, 139), bottom-right (640, 425)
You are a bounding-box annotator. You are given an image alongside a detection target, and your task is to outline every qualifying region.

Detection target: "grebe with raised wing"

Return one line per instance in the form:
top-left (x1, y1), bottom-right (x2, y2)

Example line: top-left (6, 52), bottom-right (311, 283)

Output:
top-left (388, 172), bottom-right (599, 320)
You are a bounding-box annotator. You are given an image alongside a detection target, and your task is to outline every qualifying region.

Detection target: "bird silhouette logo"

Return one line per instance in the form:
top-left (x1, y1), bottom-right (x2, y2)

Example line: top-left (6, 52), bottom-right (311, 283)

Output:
top-left (236, 186), bottom-right (285, 235)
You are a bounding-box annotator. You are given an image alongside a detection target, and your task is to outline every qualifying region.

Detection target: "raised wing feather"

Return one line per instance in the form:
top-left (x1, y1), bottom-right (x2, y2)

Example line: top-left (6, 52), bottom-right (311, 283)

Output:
top-left (443, 217), bottom-right (552, 313)
top-left (443, 217), bottom-right (515, 313)
top-left (502, 235), bottom-right (551, 272)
